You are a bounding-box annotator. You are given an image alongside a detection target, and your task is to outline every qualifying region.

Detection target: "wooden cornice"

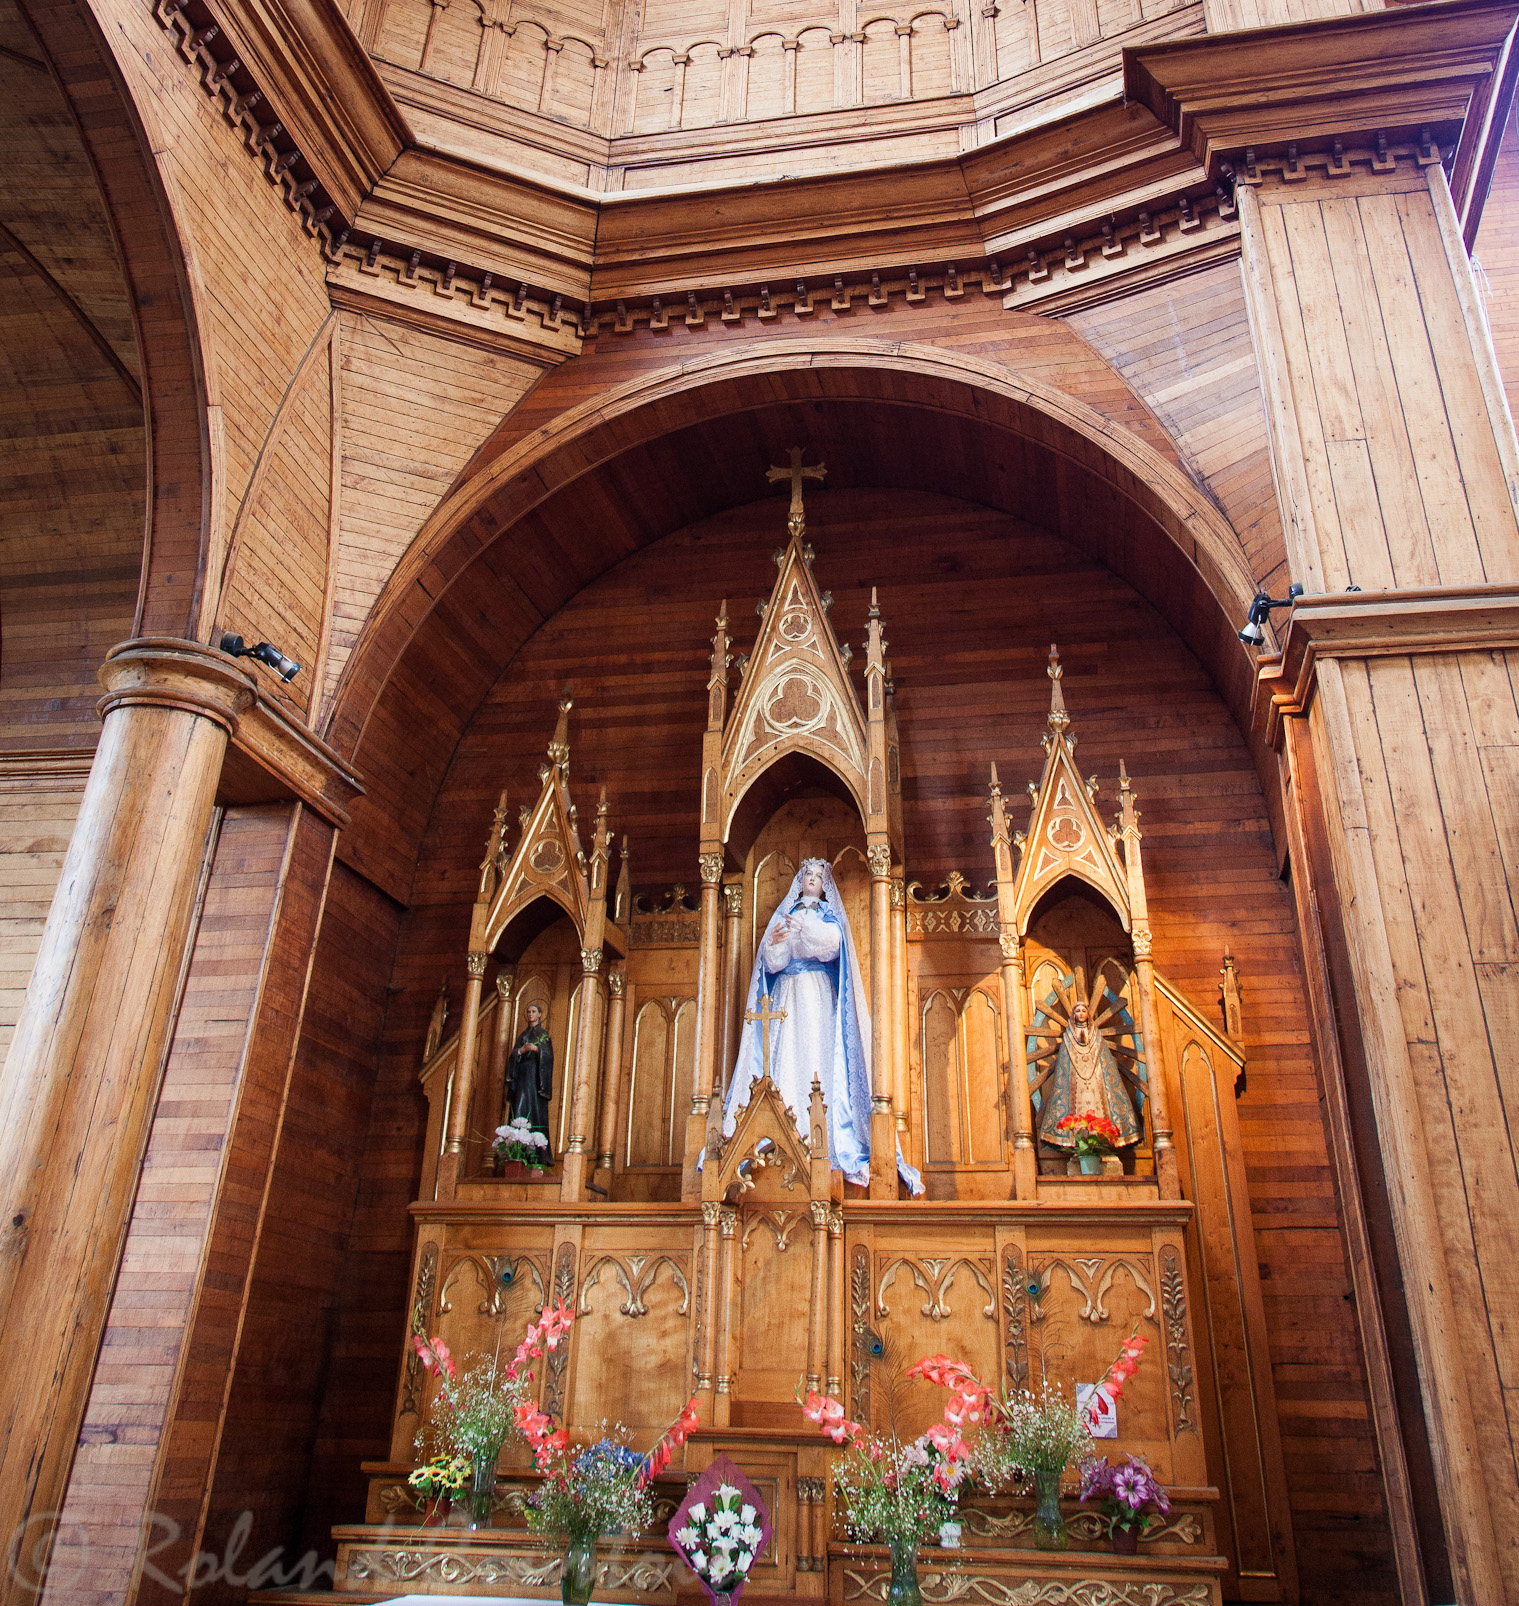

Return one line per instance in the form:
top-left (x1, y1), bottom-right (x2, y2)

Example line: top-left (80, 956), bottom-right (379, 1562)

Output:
top-left (202, 0), bottom-right (410, 216)
top-left (1125, 0), bottom-right (1519, 222)
top-left (200, 0), bottom-right (1519, 303)
top-left (1252, 583), bottom-right (1519, 748)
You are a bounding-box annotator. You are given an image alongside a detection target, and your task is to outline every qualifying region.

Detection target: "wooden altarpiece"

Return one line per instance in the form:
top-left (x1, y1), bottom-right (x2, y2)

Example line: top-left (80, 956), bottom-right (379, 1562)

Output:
top-left (336, 473), bottom-right (1297, 1606)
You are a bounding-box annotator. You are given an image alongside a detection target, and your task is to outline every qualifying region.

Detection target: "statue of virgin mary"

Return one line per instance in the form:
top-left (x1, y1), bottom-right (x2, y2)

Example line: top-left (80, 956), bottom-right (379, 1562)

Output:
top-left (722, 858), bottom-right (921, 1193)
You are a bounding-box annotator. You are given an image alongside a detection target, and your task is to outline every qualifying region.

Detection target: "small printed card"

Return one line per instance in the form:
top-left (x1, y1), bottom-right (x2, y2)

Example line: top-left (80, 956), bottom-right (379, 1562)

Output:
top-left (667, 1454), bottom-right (772, 1604)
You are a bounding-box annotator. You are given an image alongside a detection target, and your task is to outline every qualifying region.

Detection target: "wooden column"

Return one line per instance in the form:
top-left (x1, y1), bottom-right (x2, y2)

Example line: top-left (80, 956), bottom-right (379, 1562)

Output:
top-left (490, 969), bottom-right (515, 1129)
top-left (0, 639), bottom-right (250, 1600)
top-left (713, 1205), bottom-right (738, 1425)
top-left (697, 1201), bottom-right (722, 1394)
top-left (865, 841), bottom-right (894, 1197)
top-left (1239, 139), bottom-right (1519, 1602)
top-left (806, 1200), bottom-right (828, 1391)
top-left (987, 766), bottom-right (1037, 1197)
top-left (719, 880), bottom-right (744, 1098)
top-left (560, 950), bottom-right (604, 1199)
top-left (889, 875), bottom-right (908, 1134)
top-left (441, 945), bottom-right (488, 1197)
top-left (826, 1206), bottom-right (845, 1397)
top-left (595, 969), bottom-right (627, 1174)
top-left (684, 852), bottom-right (725, 1199)
top-left (999, 938), bottom-right (1036, 1199)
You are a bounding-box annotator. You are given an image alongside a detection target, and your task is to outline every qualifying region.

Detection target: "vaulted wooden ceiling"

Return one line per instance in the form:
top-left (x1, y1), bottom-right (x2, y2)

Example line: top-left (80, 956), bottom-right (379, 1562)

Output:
top-left (0, 0), bottom-right (145, 751)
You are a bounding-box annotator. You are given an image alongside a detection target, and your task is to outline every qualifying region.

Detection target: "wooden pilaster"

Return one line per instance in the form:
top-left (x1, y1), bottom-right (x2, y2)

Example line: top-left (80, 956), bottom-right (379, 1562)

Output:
top-left (988, 765), bottom-right (1037, 1198)
top-left (1238, 133), bottom-right (1519, 1599)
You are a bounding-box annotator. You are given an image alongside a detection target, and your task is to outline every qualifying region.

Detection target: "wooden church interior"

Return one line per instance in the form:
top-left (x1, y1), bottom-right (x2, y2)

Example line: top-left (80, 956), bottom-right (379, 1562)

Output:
top-left (2, 0), bottom-right (1518, 1600)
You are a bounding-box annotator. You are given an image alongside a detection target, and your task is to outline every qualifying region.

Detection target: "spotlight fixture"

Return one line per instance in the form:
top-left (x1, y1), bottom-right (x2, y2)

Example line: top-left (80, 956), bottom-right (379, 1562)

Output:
top-left (219, 632), bottom-right (302, 683)
top-left (1237, 583), bottom-right (1303, 648)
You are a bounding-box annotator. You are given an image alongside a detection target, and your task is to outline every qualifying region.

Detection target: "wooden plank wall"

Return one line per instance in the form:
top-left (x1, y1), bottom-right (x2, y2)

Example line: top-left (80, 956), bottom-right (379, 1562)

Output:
top-left (310, 487), bottom-right (1397, 1603)
top-left (318, 313), bottom-right (548, 723)
top-left (44, 807), bottom-right (293, 1606)
top-left (214, 860), bottom-right (403, 1579)
top-left (1068, 261), bottom-right (1289, 597)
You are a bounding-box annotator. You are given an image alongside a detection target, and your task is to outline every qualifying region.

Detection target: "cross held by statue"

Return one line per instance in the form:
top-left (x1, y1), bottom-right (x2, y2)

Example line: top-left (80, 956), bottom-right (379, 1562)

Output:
top-left (767, 447), bottom-right (826, 539)
top-left (746, 991), bottom-right (788, 1082)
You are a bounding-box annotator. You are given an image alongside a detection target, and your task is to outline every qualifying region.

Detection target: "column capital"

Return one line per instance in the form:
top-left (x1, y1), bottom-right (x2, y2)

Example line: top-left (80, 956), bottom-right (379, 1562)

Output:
top-left (98, 637), bottom-right (255, 732)
top-left (98, 638), bottom-right (364, 827)
top-left (1253, 584), bottom-right (1519, 748)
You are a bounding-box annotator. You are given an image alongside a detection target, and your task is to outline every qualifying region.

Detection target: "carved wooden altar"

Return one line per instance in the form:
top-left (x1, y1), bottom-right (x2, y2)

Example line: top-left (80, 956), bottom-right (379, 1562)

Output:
top-left (328, 458), bottom-right (1297, 1606)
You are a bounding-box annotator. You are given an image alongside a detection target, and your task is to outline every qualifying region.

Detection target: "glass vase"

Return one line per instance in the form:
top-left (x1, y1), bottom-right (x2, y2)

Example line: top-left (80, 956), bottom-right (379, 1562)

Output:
top-left (560, 1532), bottom-right (597, 1606)
top-left (468, 1448), bottom-right (496, 1530)
top-left (1032, 1469), bottom-right (1068, 1550)
top-left (886, 1536), bottom-right (922, 1606)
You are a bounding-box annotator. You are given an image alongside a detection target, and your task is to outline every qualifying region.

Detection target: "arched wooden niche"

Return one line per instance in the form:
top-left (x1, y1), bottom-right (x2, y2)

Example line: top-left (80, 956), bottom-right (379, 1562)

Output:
top-left (986, 646), bottom-right (1182, 1199)
top-left (682, 452), bottom-right (907, 1200)
top-left (425, 693), bottom-right (630, 1201)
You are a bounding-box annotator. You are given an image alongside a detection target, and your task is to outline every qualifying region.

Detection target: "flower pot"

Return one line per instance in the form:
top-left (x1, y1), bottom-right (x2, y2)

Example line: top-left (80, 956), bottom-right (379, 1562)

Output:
top-left (1077, 1153), bottom-right (1102, 1176)
top-left (561, 1533), bottom-right (597, 1605)
top-left (886, 1537), bottom-right (922, 1606)
top-left (1111, 1524), bottom-right (1140, 1555)
top-left (1032, 1470), bottom-right (1068, 1550)
top-left (419, 1494), bottom-right (450, 1528)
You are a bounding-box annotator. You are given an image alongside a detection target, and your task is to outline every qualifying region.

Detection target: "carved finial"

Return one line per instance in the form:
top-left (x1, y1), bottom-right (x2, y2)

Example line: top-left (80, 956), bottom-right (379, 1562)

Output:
top-left (548, 683), bottom-right (573, 768)
top-left (479, 785), bottom-right (510, 899)
top-left (1047, 644), bottom-right (1069, 733)
top-left (1220, 949), bottom-right (1243, 1041)
top-left (869, 586), bottom-right (880, 620)
top-left (614, 833), bottom-right (631, 924)
top-left (765, 446), bottom-right (827, 541)
top-left (989, 760), bottom-right (1001, 793)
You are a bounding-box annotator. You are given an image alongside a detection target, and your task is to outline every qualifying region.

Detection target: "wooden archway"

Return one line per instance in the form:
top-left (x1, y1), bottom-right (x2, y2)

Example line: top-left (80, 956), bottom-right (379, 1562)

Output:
top-left (327, 338), bottom-right (1262, 770)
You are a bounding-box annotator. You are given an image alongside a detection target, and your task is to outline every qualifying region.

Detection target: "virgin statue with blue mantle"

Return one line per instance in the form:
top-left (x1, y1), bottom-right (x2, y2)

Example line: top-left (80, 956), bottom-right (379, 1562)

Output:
top-left (722, 858), bottom-right (921, 1193)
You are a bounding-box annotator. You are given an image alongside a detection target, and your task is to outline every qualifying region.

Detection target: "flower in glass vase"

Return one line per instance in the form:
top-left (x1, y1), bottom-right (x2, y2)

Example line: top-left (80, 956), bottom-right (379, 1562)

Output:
top-left (412, 1299), bottom-right (575, 1529)
top-left (494, 1117), bottom-right (551, 1170)
top-left (1080, 1453), bottom-right (1171, 1552)
top-left (407, 1453), bottom-right (469, 1525)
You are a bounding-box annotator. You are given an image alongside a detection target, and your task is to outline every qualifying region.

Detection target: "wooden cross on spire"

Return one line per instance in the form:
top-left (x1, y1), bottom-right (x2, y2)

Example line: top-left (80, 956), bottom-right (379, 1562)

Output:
top-left (766, 447), bottom-right (827, 539)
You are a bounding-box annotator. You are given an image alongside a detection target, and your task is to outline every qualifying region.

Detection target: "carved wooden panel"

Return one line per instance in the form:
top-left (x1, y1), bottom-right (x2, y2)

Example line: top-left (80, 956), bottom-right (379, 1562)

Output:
top-left (733, 1207), bottom-right (811, 1401)
top-left (625, 995), bottom-right (695, 1167)
top-left (570, 1252), bottom-right (692, 1430)
top-left (919, 985), bottom-right (1005, 1168)
top-left (872, 1250), bottom-right (999, 1441)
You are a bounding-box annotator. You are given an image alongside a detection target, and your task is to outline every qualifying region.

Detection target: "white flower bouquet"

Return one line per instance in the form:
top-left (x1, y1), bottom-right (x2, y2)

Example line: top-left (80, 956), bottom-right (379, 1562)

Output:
top-left (669, 1454), bottom-right (770, 1604)
top-left (493, 1117), bottom-right (550, 1170)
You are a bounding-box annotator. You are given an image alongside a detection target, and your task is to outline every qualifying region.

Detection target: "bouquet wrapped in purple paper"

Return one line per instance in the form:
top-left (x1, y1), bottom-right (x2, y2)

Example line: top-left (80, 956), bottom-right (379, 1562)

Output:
top-left (668, 1454), bottom-right (771, 1604)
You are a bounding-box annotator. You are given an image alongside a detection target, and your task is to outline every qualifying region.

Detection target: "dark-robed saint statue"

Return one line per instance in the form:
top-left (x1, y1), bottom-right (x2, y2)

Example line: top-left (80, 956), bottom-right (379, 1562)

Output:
top-left (505, 1002), bottom-right (555, 1158)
